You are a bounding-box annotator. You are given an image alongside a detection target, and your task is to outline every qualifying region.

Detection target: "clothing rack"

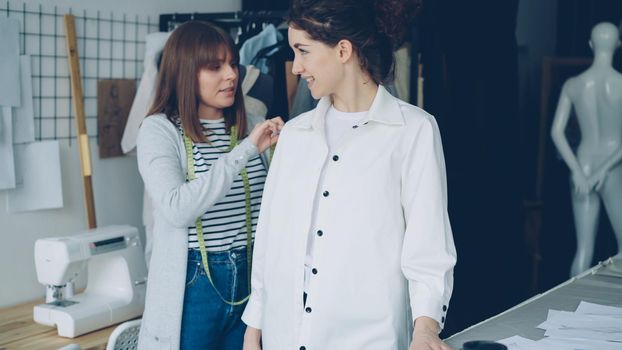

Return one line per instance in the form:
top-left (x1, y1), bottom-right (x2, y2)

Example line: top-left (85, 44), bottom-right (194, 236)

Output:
top-left (159, 10), bottom-right (287, 32)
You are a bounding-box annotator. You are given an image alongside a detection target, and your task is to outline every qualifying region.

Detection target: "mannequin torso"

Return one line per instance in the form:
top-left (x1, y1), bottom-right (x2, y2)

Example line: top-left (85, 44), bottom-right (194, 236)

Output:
top-left (565, 67), bottom-right (622, 172)
top-left (551, 22), bottom-right (622, 276)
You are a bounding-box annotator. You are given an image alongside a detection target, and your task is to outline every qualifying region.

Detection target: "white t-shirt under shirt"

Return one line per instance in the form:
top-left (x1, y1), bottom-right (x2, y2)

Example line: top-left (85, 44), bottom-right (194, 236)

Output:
top-left (304, 106), bottom-right (368, 292)
top-left (186, 118), bottom-right (268, 252)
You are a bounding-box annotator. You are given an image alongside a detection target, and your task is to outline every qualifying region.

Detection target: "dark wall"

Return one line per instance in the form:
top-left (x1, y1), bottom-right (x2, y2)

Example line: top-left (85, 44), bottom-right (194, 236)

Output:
top-left (421, 0), bottom-right (529, 336)
top-left (557, 0), bottom-right (622, 57)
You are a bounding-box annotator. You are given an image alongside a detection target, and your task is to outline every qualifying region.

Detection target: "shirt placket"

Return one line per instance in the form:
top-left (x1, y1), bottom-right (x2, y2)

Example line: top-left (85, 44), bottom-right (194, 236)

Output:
top-left (297, 120), bottom-right (370, 349)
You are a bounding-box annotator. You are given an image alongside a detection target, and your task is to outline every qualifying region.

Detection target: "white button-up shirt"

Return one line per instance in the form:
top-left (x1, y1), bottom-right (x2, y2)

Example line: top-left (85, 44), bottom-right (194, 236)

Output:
top-left (242, 86), bottom-right (457, 350)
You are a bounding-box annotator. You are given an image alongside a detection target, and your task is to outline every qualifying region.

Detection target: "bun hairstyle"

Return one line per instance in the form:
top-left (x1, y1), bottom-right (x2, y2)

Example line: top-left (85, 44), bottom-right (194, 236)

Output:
top-left (287, 0), bottom-right (419, 85)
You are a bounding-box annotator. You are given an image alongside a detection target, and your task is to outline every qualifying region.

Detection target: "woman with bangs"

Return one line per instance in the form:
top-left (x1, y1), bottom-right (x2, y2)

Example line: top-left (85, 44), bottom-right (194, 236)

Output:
top-left (136, 21), bottom-right (283, 349)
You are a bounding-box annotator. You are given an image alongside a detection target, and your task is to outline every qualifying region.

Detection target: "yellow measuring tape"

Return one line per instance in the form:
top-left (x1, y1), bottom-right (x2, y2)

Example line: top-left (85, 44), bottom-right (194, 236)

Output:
top-left (183, 126), bottom-right (252, 306)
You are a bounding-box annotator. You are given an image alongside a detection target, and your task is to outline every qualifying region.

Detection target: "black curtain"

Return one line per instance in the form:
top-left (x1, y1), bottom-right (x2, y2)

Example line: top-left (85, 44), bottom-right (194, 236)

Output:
top-left (421, 0), bottom-right (530, 336)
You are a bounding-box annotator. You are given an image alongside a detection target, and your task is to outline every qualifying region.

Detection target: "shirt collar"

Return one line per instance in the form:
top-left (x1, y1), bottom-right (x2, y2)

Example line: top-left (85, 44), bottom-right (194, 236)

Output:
top-left (291, 85), bottom-right (405, 130)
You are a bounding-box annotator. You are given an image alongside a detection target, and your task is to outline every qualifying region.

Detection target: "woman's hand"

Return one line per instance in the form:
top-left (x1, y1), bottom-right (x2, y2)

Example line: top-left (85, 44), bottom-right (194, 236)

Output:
top-left (243, 326), bottom-right (262, 350)
top-left (248, 117), bottom-right (285, 153)
top-left (409, 317), bottom-right (453, 350)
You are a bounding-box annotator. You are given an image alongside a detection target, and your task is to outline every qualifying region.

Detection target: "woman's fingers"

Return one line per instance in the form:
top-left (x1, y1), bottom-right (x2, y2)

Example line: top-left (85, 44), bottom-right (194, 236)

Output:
top-left (264, 119), bottom-right (283, 138)
top-left (271, 116), bottom-right (285, 128)
top-left (248, 118), bottom-right (284, 152)
top-left (255, 120), bottom-right (281, 151)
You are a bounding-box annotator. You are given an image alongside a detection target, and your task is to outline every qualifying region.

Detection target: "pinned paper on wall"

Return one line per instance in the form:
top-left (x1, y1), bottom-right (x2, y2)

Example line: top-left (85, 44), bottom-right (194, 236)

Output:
top-left (0, 107), bottom-right (16, 190)
top-left (0, 17), bottom-right (21, 107)
top-left (6, 140), bottom-right (63, 213)
top-left (12, 55), bottom-right (35, 144)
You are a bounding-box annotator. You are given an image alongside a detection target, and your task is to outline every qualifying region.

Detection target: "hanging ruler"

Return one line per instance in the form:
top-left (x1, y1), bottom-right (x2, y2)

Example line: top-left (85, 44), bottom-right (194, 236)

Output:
top-left (64, 14), bottom-right (97, 229)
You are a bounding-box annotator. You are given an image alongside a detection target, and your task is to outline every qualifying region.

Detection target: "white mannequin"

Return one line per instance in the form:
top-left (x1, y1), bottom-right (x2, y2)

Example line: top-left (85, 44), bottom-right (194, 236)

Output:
top-left (551, 22), bottom-right (622, 276)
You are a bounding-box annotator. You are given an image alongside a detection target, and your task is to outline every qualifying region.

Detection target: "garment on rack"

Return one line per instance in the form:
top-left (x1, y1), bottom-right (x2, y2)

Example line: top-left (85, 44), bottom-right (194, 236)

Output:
top-left (290, 79), bottom-right (317, 119)
top-left (121, 31), bottom-right (171, 155)
top-left (253, 41), bottom-right (293, 120)
top-left (239, 24), bottom-right (282, 74)
top-left (236, 20), bottom-right (269, 48)
top-left (394, 44), bottom-right (411, 102)
top-left (407, 24), bottom-right (420, 105)
top-left (241, 65), bottom-right (273, 119)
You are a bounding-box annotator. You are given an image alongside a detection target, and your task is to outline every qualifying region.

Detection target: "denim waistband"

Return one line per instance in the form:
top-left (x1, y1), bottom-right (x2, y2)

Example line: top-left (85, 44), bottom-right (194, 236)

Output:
top-left (187, 246), bottom-right (248, 263)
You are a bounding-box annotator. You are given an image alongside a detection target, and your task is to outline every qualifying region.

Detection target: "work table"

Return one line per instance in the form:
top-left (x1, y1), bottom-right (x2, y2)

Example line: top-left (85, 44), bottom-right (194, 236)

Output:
top-left (0, 300), bottom-right (118, 350)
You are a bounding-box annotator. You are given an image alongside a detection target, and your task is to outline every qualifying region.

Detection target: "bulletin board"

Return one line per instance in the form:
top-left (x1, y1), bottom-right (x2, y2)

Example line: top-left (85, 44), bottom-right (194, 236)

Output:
top-left (0, 0), bottom-right (158, 143)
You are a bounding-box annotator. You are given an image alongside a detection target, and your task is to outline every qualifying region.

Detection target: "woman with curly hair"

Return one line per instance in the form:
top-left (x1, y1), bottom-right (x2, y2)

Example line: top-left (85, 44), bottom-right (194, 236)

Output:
top-left (242, 0), bottom-right (456, 349)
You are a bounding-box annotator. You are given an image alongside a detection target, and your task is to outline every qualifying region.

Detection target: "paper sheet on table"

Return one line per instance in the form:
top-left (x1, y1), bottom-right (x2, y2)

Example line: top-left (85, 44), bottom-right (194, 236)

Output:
top-left (0, 17), bottom-right (21, 107)
top-left (537, 309), bottom-right (567, 330)
top-left (6, 141), bottom-right (63, 212)
top-left (0, 107), bottom-right (16, 189)
top-left (539, 309), bottom-right (622, 342)
top-left (576, 301), bottom-right (622, 318)
top-left (13, 55), bottom-right (35, 144)
top-left (536, 336), bottom-right (622, 350)
top-left (497, 335), bottom-right (537, 350)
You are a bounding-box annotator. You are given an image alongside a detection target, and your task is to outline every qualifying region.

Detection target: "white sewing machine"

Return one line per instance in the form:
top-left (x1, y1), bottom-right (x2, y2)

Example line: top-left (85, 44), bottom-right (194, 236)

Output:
top-left (33, 225), bottom-right (148, 338)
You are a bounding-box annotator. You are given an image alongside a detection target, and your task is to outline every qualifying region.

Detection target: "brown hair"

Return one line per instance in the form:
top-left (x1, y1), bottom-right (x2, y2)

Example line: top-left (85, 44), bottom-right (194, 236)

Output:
top-left (147, 21), bottom-right (247, 142)
top-left (288, 0), bottom-right (419, 85)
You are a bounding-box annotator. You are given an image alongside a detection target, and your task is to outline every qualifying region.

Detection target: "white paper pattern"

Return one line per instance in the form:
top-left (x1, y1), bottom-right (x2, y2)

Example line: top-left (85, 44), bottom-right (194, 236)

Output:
top-left (6, 141), bottom-right (63, 212)
top-left (0, 107), bottom-right (16, 189)
top-left (0, 17), bottom-right (21, 107)
top-left (13, 55), bottom-right (35, 144)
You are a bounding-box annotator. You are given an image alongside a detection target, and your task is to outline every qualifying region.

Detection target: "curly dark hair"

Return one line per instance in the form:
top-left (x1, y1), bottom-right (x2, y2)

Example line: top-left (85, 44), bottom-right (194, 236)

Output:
top-left (287, 0), bottom-right (420, 85)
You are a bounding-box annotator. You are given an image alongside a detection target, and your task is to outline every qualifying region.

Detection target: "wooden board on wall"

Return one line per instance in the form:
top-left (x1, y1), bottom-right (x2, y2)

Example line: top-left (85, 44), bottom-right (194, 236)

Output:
top-left (97, 79), bottom-right (136, 158)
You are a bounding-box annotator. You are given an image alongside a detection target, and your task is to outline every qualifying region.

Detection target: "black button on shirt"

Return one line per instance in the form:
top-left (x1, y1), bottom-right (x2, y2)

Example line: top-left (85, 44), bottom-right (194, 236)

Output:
top-left (443, 305), bottom-right (447, 312)
top-left (316, 230), bottom-right (323, 237)
top-left (323, 191), bottom-right (329, 197)
top-left (332, 155), bottom-right (339, 161)
top-left (312, 268), bottom-right (318, 274)
top-left (305, 307), bottom-right (312, 313)
top-left (300, 347), bottom-right (306, 350)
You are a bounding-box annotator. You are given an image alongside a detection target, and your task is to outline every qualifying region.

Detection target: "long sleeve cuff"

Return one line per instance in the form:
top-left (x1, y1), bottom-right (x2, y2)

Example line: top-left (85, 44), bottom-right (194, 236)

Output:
top-left (241, 293), bottom-right (263, 329)
top-left (410, 287), bottom-right (449, 332)
top-left (227, 138), bottom-right (259, 172)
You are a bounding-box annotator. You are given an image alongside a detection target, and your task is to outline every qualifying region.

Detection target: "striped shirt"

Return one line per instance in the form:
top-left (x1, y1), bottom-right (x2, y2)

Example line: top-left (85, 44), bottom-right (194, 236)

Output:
top-left (183, 118), bottom-right (267, 251)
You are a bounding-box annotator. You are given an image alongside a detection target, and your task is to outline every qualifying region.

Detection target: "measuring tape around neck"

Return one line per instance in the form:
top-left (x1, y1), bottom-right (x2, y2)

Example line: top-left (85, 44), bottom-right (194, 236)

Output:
top-left (183, 125), bottom-right (253, 306)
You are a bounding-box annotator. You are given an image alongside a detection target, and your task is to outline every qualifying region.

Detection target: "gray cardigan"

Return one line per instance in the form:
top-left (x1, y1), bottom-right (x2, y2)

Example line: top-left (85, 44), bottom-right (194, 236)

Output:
top-left (136, 114), bottom-right (266, 349)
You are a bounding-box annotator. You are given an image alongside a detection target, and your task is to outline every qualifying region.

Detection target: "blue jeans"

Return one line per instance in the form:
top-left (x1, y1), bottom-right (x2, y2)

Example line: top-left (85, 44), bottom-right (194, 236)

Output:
top-left (180, 248), bottom-right (249, 350)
